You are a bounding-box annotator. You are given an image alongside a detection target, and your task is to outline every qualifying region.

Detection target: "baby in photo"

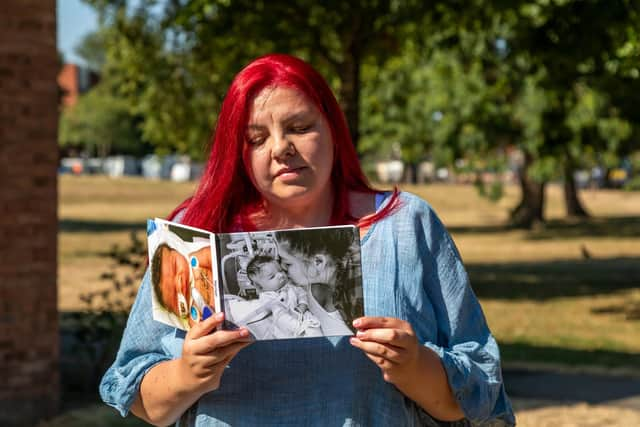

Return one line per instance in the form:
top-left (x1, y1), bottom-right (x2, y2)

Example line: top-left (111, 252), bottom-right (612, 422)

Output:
top-left (246, 255), bottom-right (322, 338)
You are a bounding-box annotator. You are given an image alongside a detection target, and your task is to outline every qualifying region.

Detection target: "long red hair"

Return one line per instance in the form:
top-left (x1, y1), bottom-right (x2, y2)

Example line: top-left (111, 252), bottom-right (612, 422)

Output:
top-left (171, 53), bottom-right (398, 232)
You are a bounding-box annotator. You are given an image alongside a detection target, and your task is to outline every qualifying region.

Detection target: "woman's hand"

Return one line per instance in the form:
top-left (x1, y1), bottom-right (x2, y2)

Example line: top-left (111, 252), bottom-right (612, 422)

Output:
top-left (131, 312), bottom-right (253, 426)
top-left (349, 316), bottom-right (464, 421)
top-left (179, 312), bottom-right (252, 394)
top-left (349, 316), bottom-right (421, 385)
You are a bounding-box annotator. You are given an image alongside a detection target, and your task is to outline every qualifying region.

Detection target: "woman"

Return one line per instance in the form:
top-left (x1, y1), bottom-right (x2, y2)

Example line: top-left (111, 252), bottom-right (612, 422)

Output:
top-left (100, 53), bottom-right (515, 426)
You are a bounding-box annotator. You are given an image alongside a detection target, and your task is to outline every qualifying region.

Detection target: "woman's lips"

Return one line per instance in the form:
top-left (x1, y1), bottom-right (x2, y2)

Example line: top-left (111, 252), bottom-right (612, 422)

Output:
top-left (274, 166), bottom-right (306, 179)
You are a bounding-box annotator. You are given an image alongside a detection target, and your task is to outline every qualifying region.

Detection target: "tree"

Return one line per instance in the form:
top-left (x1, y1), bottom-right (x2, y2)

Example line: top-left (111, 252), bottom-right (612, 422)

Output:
top-left (74, 30), bottom-right (107, 71)
top-left (360, 43), bottom-right (510, 184)
top-left (503, 0), bottom-right (640, 225)
top-left (82, 0), bottom-right (432, 154)
top-left (361, 0), bottom-right (640, 227)
top-left (59, 84), bottom-right (147, 157)
top-left (412, 0), bottom-right (640, 227)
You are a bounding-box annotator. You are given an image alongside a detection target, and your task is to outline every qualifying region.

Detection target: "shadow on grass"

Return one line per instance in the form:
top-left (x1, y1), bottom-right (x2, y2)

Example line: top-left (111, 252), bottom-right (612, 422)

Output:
top-left (468, 256), bottom-right (640, 300)
top-left (54, 310), bottom-right (640, 421)
top-left (448, 215), bottom-right (640, 240)
top-left (39, 404), bottom-right (147, 427)
top-left (502, 342), bottom-right (640, 405)
top-left (59, 219), bottom-right (143, 233)
top-left (58, 310), bottom-right (129, 416)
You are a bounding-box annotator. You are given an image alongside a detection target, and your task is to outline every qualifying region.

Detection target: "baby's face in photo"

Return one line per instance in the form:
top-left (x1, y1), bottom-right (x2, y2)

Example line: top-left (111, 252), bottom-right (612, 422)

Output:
top-left (159, 246), bottom-right (190, 316)
top-left (254, 261), bottom-right (287, 292)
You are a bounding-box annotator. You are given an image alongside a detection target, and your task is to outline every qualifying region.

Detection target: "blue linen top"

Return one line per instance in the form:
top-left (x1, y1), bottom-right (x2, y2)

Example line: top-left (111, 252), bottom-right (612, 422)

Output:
top-left (99, 192), bottom-right (515, 426)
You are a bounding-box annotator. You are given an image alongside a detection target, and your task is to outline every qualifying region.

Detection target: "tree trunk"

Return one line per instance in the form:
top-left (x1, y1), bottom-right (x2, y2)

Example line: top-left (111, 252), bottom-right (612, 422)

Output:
top-left (336, 18), bottom-right (362, 150)
top-left (403, 162), bottom-right (418, 184)
top-left (563, 154), bottom-right (589, 218)
top-left (510, 152), bottom-right (546, 228)
top-left (338, 52), bottom-right (360, 149)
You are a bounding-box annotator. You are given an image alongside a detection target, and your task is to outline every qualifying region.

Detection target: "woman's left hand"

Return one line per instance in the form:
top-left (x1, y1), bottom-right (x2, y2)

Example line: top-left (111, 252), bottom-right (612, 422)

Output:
top-left (349, 316), bottom-right (422, 385)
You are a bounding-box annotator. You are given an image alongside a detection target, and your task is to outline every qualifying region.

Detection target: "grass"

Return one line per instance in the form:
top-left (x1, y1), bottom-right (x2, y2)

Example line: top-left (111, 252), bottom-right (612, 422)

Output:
top-left (50, 175), bottom-right (640, 426)
top-left (58, 176), bottom-right (640, 368)
top-left (38, 404), bottom-right (146, 427)
top-left (403, 183), bottom-right (640, 368)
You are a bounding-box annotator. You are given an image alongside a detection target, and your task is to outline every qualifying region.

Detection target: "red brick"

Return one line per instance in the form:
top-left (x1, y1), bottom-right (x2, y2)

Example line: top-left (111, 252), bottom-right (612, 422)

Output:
top-left (0, 1), bottom-right (59, 425)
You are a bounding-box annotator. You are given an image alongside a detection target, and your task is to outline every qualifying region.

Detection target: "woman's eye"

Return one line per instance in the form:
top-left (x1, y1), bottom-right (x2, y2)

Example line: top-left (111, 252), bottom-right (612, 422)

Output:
top-left (247, 134), bottom-right (266, 145)
top-left (290, 124), bottom-right (312, 133)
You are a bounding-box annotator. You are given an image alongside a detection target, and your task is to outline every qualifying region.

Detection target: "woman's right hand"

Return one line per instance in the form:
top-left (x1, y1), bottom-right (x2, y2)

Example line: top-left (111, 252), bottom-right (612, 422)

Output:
top-left (179, 312), bottom-right (252, 394)
top-left (131, 312), bottom-right (252, 425)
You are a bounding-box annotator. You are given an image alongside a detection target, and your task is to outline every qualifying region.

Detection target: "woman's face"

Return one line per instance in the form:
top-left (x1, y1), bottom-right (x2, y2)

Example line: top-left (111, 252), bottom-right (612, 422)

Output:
top-left (245, 86), bottom-right (334, 212)
top-left (278, 241), bottom-right (338, 288)
top-left (278, 242), bottom-right (309, 286)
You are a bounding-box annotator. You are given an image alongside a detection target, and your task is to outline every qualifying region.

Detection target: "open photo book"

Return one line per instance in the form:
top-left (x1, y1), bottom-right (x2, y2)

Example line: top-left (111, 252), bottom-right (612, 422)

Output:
top-left (146, 218), bottom-right (364, 340)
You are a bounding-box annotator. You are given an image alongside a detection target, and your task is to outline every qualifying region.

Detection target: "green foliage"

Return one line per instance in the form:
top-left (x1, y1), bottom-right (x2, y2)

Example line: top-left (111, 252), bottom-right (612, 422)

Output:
top-left (59, 84), bottom-right (147, 157)
top-left (74, 30), bottom-right (108, 71)
top-left (60, 232), bottom-right (146, 393)
top-left (360, 41), bottom-right (506, 164)
top-left (78, 0), bottom-right (640, 219)
top-left (623, 176), bottom-right (640, 192)
top-left (81, 0), bottom-right (433, 155)
top-left (474, 179), bottom-right (504, 203)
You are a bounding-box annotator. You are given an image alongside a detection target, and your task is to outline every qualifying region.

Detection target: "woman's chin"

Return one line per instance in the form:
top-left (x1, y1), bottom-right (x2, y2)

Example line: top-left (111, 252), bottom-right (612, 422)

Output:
top-left (267, 182), bottom-right (332, 207)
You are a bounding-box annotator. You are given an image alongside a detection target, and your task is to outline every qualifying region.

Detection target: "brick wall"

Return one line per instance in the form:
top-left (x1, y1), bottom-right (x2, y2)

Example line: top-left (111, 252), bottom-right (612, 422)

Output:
top-left (0, 1), bottom-right (60, 425)
top-left (57, 64), bottom-right (80, 108)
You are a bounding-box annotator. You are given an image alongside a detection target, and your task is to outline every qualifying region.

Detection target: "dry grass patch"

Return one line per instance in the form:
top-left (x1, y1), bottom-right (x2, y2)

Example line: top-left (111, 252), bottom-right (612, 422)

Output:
top-left (400, 182), bottom-right (640, 366)
top-left (58, 176), bottom-right (640, 368)
top-left (59, 175), bottom-right (195, 311)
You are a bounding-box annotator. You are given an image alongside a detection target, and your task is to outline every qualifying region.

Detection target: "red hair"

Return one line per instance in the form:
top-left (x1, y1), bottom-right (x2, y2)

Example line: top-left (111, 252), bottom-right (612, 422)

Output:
top-left (171, 53), bottom-right (398, 232)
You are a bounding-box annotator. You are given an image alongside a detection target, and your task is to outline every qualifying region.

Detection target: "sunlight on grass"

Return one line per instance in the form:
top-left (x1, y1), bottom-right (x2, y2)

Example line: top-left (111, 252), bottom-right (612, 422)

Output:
top-left (58, 176), bottom-right (640, 368)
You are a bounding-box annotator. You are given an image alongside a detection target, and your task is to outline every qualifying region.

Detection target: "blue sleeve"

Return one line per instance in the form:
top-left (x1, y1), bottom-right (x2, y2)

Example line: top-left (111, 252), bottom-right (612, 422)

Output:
top-left (99, 269), bottom-right (178, 417)
top-left (407, 195), bottom-right (515, 426)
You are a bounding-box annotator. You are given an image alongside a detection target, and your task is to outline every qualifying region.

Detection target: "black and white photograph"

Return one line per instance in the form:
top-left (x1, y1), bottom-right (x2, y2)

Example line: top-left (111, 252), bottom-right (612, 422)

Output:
top-left (214, 225), bottom-right (364, 340)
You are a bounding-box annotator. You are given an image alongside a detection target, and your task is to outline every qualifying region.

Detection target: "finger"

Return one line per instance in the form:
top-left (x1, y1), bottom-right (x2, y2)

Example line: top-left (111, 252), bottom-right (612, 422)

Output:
top-left (352, 316), bottom-right (411, 332)
top-left (188, 312), bottom-right (226, 340)
top-left (202, 341), bottom-right (252, 369)
top-left (194, 328), bottom-right (252, 354)
top-left (349, 337), bottom-right (403, 364)
top-left (364, 353), bottom-right (388, 368)
top-left (355, 328), bottom-right (413, 348)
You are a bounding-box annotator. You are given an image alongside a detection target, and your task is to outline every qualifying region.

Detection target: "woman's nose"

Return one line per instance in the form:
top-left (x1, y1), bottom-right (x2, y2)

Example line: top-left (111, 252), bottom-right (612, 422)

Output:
top-left (272, 133), bottom-right (296, 159)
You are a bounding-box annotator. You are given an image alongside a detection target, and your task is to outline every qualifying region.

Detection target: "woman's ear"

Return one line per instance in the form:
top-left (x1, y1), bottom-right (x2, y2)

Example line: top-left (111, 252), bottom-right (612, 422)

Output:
top-left (308, 254), bottom-right (328, 279)
top-left (313, 254), bottom-right (328, 268)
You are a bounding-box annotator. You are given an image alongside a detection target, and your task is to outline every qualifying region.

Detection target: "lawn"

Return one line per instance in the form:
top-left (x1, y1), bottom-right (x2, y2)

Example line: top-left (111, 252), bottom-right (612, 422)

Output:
top-left (49, 175), bottom-right (640, 426)
top-left (58, 175), bottom-right (640, 370)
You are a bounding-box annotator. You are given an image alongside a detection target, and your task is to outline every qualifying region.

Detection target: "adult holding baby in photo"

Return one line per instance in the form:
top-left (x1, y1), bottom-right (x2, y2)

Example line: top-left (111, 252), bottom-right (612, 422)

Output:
top-left (275, 227), bottom-right (359, 336)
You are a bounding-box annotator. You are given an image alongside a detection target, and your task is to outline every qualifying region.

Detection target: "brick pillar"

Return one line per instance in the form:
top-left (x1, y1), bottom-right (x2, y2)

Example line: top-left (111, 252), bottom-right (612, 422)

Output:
top-left (0, 1), bottom-right (60, 425)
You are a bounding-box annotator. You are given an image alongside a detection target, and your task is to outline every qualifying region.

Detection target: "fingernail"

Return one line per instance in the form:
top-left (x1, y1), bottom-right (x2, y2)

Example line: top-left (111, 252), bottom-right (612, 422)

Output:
top-left (349, 337), bottom-right (359, 345)
top-left (352, 318), bottom-right (361, 327)
top-left (356, 331), bottom-right (365, 338)
top-left (239, 328), bottom-right (249, 337)
top-left (215, 312), bottom-right (224, 321)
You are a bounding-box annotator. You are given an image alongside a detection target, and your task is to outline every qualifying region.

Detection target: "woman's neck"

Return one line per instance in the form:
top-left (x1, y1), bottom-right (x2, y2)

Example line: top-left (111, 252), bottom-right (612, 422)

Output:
top-left (258, 190), bottom-right (334, 229)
